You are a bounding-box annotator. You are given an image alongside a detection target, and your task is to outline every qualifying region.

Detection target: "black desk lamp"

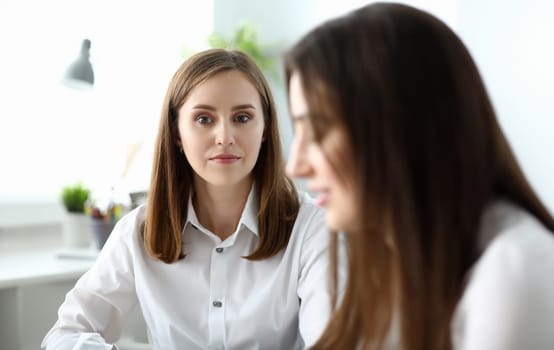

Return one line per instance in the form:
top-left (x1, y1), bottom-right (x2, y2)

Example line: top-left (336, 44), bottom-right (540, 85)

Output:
top-left (64, 39), bottom-right (94, 88)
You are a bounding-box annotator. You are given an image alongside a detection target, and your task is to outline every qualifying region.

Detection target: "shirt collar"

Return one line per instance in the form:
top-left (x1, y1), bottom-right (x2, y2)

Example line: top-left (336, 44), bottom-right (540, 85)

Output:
top-left (185, 184), bottom-right (259, 237)
top-left (241, 185), bottom-right (259, 236)
top-left (186, 194), bottom-right (202, 232)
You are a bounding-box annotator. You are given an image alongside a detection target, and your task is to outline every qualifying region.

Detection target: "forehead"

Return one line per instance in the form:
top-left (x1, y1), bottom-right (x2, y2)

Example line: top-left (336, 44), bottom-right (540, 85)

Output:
top-left (184, 70), bottom-right (262, 107)
top-left (289, 72), bottom-right (309, 117)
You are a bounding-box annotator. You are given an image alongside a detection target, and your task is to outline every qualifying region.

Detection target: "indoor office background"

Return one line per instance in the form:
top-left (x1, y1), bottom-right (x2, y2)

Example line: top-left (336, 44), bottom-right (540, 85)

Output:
top-left (0, 0), bottom-right (552, 349)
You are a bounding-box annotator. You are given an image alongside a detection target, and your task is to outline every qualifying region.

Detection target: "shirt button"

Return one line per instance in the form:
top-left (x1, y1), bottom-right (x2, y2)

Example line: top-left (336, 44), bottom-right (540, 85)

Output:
top-left (215, 247), bottom-right (224, 253)
top-left (213, 301), bottom-right (223, 308)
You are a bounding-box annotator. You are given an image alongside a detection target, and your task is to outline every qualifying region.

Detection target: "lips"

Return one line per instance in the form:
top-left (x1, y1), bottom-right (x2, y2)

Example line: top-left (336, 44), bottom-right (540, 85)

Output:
top-left (210, 154), bottom-right (240, 160)
top-left (314, 191), bottom-right (330, 207)
top-left (308, 186), bottom-right (330, 207)
top-left (209, 154), bottom-right (241, 164)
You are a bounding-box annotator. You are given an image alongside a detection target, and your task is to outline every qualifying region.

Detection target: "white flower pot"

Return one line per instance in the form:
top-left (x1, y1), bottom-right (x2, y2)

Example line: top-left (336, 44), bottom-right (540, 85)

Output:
top-left (62, 212), bottom-right (94, 248)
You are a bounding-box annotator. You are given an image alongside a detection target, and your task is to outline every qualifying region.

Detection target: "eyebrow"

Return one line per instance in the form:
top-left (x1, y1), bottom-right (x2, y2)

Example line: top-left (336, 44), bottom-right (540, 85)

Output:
top-left (192, 104), bottom-right (257, 111)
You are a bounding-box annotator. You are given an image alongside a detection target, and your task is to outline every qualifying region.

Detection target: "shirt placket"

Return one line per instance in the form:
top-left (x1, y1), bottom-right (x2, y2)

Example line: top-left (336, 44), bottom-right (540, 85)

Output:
top-left (208, 243), bottom-right (228, 349)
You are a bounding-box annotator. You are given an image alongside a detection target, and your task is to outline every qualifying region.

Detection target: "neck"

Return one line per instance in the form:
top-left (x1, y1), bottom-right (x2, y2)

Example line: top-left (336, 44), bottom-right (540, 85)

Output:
top-left (192, 176), bottom-right (253, 240)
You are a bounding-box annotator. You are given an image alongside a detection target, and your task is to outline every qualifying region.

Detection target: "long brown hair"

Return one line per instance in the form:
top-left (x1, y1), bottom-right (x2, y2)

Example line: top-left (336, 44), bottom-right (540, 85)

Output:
top-left (144, 49), bottom-right (299, 263)
top-left (285, 3), bottom-right (554, 349)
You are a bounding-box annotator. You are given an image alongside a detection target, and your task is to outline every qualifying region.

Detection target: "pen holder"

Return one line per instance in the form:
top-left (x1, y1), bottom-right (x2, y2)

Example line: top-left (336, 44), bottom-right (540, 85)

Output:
top-left (91, 218), bottom-right (116, 250)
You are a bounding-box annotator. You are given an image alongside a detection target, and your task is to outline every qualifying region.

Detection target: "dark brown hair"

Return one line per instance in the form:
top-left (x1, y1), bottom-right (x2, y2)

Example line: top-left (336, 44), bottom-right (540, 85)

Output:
top-left (144, 49), bottom-right (299, 263)
top-left (285, 3), bottom-right (554, 349)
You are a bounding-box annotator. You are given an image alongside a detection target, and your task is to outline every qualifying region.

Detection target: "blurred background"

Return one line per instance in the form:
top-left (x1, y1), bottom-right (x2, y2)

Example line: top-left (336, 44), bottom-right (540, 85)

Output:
top-left (0, 0), bottom-right (552, 349)
top-left (0, 0), bottom-right (552, 215)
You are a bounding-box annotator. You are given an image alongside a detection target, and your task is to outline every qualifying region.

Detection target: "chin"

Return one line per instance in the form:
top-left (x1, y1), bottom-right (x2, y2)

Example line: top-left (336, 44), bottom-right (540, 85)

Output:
top-left (325, 213), bottom-right (345, 232)
top-left (326, 210), bottom-right (358, 233)
top-left (207, 174), bottom-right (249, 187)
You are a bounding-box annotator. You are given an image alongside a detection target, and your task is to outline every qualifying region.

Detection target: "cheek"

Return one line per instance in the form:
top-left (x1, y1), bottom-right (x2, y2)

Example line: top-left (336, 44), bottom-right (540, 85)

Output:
top-left (180, 131), bottom-right (204, 163)
top-left (246, 139), bottom-right (264, 167)
top-left (251, 126), bottom-right (264, 144)
top-left (331, 162), bottom-right (357, 208)
top-left (179, 121), bottom-right (204, 148)
top-left (310, 145), bottom-right (337, 181)
top-left (180, 132), bottom-right (195, 155)
top-left (246, 126), bottom-right (265, 153)
top-left (315, 146), bottom-right (358, 206)
top-left (176, 122), bottom-right (188, 146)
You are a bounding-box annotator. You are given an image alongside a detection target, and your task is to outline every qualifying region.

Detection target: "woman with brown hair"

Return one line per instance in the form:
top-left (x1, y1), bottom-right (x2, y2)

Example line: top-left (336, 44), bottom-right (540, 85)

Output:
top-left (43, 49), bottom-right (331, 349)
top-left (285, 2), bottom-right (554, 350)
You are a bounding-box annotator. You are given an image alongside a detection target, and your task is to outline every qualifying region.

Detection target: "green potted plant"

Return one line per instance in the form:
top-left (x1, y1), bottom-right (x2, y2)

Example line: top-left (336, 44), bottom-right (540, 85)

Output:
top-left (60, 182), bottom-right (94, 248)
top-left (182, 23), bottom-right (281, 82)
top-left (208, 23), bottom-right (279, 80)
top-left (61, 182), bottom-right (90, 213)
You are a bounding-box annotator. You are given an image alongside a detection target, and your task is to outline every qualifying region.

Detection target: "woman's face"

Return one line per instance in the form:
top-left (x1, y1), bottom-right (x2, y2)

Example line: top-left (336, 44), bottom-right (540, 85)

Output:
top-left (286, 72), bottom-right (358, 231)
top-left (178, 70), bottom-right (265, 188)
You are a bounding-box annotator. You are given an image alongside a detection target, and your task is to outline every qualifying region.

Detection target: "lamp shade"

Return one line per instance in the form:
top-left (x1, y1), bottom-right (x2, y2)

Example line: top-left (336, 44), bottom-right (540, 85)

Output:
top-left (65, 39), bottom-right (94, 87)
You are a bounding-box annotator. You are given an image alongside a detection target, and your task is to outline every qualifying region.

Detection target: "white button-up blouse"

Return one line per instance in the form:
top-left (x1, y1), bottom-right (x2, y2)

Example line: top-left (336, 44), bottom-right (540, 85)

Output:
top-left (42, 189), bottom-right (332, 350)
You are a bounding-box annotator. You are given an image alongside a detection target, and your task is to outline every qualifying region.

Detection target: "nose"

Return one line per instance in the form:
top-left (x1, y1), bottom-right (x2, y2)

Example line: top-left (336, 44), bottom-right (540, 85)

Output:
top-left (286, 134), bottom-right (312, 178)
top-left (215, 120), bottom-right (235, 146)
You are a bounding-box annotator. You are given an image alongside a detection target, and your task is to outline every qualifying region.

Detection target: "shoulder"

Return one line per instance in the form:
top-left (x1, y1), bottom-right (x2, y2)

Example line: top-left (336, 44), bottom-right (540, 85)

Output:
top-left (474, 200), bottom-right (554, 281)
top-left (110, 204), bottom-right (147, 244)
top-left (454, 200), bottom-right (554, 349)
top-left (470, 208), bottom-right (554, 301)
top-left (89, 205), bottom-right (148, 271)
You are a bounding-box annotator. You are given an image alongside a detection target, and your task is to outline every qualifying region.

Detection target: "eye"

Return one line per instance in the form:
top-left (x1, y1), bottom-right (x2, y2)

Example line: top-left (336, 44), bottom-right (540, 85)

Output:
top-left (196, 115), bottom-right (213, 124)
top-left (234, 113), bottom-right (251, 123)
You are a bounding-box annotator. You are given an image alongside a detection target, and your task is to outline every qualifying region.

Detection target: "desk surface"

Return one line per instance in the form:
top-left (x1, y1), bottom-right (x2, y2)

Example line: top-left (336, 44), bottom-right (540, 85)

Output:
top-left (0, 249), bottom-right (95, 289)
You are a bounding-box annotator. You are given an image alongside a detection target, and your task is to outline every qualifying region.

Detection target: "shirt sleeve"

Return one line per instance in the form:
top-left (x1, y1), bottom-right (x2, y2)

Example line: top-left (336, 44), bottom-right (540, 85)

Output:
top-left (296, 203), bottom-right (337, 348)
top-left (41, 214), bottom-right (139, 350)
top-left (454, 227), bottom-right (554, 350)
